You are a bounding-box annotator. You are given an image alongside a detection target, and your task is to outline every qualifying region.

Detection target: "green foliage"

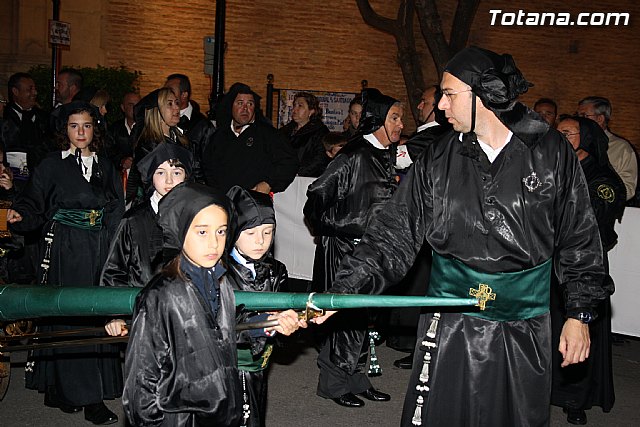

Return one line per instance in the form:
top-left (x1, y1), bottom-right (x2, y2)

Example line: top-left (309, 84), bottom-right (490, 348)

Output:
top-left (28, 64), bottom-right (141, 125)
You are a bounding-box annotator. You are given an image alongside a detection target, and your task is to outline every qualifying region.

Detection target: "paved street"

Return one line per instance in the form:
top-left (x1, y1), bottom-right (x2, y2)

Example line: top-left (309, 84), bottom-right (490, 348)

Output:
top-left (1, 330), bottom-right (639, 426)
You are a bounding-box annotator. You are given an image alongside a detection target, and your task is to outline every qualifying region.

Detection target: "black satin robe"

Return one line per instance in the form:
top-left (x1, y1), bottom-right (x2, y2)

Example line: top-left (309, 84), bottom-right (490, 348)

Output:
top-left (330, 122), bottom-right (606, 426)
top-left (227, 255), bottom-right (288, 427)
top-left (123, 269), bottom-right (241, 427)
top-left (100, 201), bottom-right (164, 288)
top-left (304, 136), bottom-right (397, 395)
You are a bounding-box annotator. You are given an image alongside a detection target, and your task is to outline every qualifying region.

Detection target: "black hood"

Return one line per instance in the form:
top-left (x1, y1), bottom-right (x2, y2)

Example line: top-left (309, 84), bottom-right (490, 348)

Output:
top-left (358, 88), bottom-right (399, 135)
top-left (134, 89), bottom-right (161, 125)
top-left (226, 185), bottom-right (275, 246)
top-left (214, 82), bottom-right (266, 128)
top-left (136, 142), bottom-right (194, 186)
top-left (445, 46), bottom-right (548, 147)
top-left (158, 182), bottom-right (235, 258)
top-left (573, 116), bottom-right (610, 169)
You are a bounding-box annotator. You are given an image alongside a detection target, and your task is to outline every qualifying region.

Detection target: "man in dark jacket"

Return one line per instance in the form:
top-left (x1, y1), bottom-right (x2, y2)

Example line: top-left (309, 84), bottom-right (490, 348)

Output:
top-left (304, 88), bottom-right (404, 408)
top-left (202, 83), bottom-right (298, 194)
top-left (165, 74), bottom-right (216, 184)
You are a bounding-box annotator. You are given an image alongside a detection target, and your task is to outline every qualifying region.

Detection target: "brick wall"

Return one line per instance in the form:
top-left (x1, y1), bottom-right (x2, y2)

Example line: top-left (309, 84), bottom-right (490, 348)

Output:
top-left (2, 1), bottom-right (638, 147)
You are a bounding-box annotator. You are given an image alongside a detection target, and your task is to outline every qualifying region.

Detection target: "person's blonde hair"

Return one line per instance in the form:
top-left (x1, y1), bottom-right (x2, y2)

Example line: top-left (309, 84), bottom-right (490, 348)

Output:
top-left (137, 87), bottom-right (188, 148)
top-left (90, 89), bottom-right (110, 110)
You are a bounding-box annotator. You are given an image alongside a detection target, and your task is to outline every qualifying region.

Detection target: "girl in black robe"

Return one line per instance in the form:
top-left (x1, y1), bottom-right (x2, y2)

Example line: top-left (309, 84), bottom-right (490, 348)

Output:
top-left (7, 101), bottom-right (124, 424)
top-left (551, 116), bottom-right (624, 424)
top-left (101, 142), bottom-right (193, 336)
top-left (123, 183), bottom-right (241, 426)
top-left (225, 185), bottom-right (303, 427)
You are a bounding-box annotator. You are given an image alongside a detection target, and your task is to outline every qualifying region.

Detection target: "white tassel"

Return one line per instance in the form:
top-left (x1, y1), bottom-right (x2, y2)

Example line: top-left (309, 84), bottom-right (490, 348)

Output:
top-left (421, 340), bottom-right (437, 350)
top-left (426, 312), bottom-right (440, 339)
top-left (419, 352), bottom-right (431, 383)
top-left (416, 384), bottom-right (429, 393)
top-left (412, 395), bottom-right (424, 425)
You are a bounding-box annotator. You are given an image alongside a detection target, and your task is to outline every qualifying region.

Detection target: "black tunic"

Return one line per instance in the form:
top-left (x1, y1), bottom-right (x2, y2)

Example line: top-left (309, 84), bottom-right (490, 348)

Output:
top-left (330, 124), bottom-right (606, 426)
top-left (123, 263), bottom-right (242, 426)
top-left (10, 150), bottom-right (124, 406)
top-left (227, 253), bottom-right (288, 427)
top-left (100, 201), bottom-right (164, 288)
top-left (304, 135), bottom-right (398, 397)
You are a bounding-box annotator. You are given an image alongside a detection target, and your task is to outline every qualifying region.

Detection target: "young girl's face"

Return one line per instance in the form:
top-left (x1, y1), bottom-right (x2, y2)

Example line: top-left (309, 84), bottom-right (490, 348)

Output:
top-left (153, 160), bottom-right (186, 196)
top-left (235, 223), bottom-right (274, 260)
top-left (183, 205), bottom-right (228, 268)
top-left (67, 111), bottom-right (94, 152)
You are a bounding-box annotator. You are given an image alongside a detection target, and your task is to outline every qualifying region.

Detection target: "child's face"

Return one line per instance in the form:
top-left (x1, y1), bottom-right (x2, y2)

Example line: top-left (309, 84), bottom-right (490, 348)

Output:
top-left (235, 223), bottom-right (274, 260)
top-left (153, 160), bottom-right (186, 196)
top-left (67, 111), bottom-right (94, 152)
top-left (183, 205), bottom-right (228, 268)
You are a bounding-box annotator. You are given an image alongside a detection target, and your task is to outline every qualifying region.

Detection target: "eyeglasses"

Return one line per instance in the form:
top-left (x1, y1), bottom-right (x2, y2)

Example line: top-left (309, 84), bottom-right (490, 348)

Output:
top-left (440, 89), bottom-right (472, 102)
top-left (577, 113), bottom-right (599, 118)
top-left (560, 131), bottom-right (580, 138)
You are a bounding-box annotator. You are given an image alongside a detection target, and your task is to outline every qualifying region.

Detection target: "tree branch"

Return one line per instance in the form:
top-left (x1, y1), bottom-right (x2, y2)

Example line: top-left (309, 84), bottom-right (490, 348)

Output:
top-left (449, 0), bottom-right (481, 53)
top-left (356, 0), bottom-right (397, 35)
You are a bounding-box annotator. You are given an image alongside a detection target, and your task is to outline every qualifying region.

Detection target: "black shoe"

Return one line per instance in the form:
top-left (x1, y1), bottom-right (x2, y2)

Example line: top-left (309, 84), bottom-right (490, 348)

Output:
top-left (44, 393), bottom-right (82, 414)
top-left (331, 392), bottom-right (365, 408)
top-left (566, 408), bottom-right (587, 425)
top-left (84, 402), bottom-right (118, 425)
top-left (393, 353), bottom-right (414, 369)
top-left (358, 387), bottom-right (391, 402)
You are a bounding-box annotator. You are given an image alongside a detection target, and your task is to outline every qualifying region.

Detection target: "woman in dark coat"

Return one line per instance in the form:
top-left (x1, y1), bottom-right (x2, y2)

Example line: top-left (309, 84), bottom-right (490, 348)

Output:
top-left (123, 182), bottom-right (242, 426)
top-left (279, 92), bottom-right (329, 177)
top-left (7, 101), bottom-right (124, 424)
top-left (551, 115), bottom-right (624, 425)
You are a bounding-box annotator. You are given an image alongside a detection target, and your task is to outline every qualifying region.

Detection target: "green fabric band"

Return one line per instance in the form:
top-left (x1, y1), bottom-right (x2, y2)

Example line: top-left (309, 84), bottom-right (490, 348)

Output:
top-left (428, 253), bottom-right (551, 321)
top-left (237, 344), bottom-right (273, 372)
top-left (52, 208), bottom-right (103, 230)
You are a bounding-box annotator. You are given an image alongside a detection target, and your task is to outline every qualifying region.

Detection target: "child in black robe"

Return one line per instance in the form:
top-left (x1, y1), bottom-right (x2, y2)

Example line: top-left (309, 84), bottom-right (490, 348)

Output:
top-left (101, 143), bottom-right (192, 336)
top-left (123, 182), bottom-right (242, 425)
top-left (7, 101), bottom-right (124, 424)
top-left (226, 185), bottom-right (305, 427)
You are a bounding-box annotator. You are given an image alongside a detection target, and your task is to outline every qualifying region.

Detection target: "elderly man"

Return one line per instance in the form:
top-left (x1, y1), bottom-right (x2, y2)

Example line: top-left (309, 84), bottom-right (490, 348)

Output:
top-left (577, 96), bottom-right (637, 201)
top-left (304, 88), bottom-right (403, 408)
top-left (202, 82), bottom-right (298, 194)
top-left (315, 47), bottom-right (606, 426)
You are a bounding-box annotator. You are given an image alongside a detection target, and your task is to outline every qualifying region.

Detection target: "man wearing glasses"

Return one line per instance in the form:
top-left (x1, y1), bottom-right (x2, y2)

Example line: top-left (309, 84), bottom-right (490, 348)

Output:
top-left (577, 96), bottom-right (637, 201)
top-left (315, 46), bottom-right (607, 426)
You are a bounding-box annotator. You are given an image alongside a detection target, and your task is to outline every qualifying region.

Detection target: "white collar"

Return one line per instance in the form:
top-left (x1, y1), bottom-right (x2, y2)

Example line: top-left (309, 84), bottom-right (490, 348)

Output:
top-left (363, 133), bottom-right (388, 149)
top-left (458, 131), bottom-right (513, 163)
top-left (150, 191), bottom-right (162, 214)
top-left (62, 149), bottom-right (97, 181)
top-left (231, 121), bottom-right (252, 137)
top-left (417, 121), bottom-right (439, 133)
top-left (231, 248), bottom-right (255, 278)
top-left (180, 102), bottom-right (194, 120)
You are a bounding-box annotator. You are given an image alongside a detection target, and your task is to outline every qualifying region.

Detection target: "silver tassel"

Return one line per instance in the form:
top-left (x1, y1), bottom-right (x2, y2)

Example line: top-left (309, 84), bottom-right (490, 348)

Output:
top-left (412, 395), bottom-right (424, 426)
top-left (241, 371), bottom-right (250, 427)
top-left (419, 352), bottom-right (431, 383)
top-left (426, 312), bottom-right (440, 339)
top-left (367, 330), bottom-right (382, 376)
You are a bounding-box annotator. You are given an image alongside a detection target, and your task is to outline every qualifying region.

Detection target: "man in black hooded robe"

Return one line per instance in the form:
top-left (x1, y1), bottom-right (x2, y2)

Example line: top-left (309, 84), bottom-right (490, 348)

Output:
top-left (304, 88), bottom-right (404, 408)
top-left (317, 47), bottom-right (607, 426)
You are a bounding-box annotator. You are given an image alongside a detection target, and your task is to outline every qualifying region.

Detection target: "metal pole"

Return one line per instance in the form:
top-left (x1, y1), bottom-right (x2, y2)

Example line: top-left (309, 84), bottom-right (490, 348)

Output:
top-left (212, 0), bottom-right (226, 102)
top-left (51, 0), bottom-right (61, 108)
top-left (266, 74), bottom-right (274, 122)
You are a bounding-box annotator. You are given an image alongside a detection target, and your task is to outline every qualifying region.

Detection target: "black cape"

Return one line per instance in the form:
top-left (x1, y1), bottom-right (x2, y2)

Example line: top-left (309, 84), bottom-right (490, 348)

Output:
top-left (279, 120), bottom-right (330, 177)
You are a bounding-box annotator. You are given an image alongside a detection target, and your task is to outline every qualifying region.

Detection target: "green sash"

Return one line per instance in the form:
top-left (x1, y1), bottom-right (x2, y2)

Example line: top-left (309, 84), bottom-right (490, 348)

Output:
top-left (428, 253), bottom-right (551, 321)
top-left (53, 208), bottom-right (103, 230)
top-left (237, 344), bottom-right (273, 372)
